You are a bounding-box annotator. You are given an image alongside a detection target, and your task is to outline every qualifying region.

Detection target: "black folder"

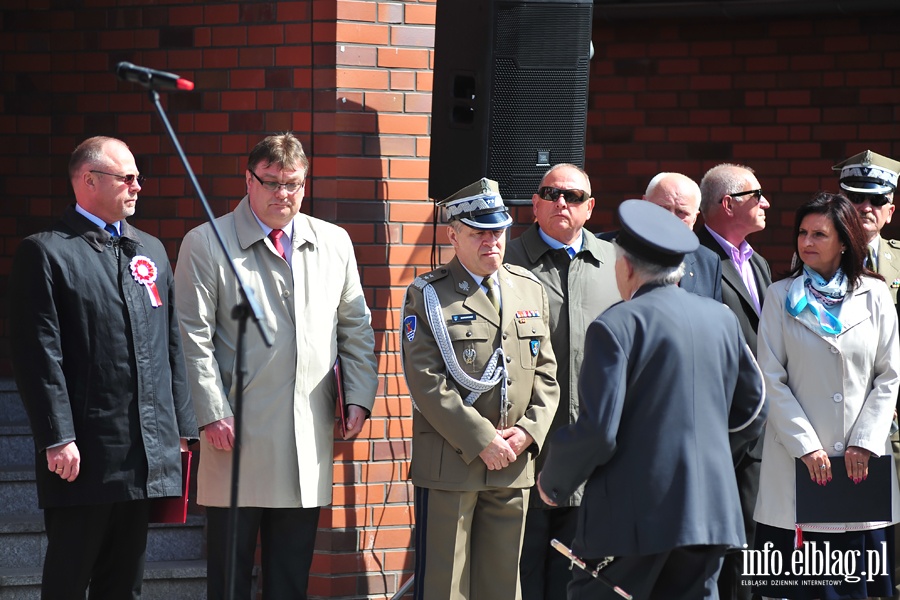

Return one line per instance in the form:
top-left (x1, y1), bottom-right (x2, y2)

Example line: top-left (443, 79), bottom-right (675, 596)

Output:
top-left (795, 455), bottom-right (892, 523)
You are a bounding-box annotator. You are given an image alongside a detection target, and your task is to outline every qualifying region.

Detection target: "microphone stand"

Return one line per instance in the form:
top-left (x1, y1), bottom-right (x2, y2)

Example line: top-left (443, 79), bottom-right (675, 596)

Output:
top-left (145, 87), bottom-right (273, 600)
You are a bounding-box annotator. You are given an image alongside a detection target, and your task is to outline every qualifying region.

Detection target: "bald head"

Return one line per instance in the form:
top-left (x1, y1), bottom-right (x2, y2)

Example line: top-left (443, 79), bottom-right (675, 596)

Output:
top-left (643, 173), bottom-right (701, 229)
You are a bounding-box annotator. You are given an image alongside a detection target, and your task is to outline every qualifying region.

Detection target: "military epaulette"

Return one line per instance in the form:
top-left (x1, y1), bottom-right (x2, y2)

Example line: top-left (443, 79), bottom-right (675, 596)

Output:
top-left (411, 267), bottom-right (449, 290)
top-left (503, 263), bottom-right (541, 284)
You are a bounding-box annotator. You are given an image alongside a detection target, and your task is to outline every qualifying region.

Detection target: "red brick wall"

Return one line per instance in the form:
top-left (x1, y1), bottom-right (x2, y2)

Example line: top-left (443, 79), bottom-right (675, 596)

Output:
top-left (1, 3), bottom-right (899, 599)
top-left (584, 11), bottom-right (900, 274)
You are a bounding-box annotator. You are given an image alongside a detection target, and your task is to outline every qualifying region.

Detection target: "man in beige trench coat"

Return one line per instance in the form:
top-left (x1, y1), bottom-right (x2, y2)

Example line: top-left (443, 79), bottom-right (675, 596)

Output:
top-left (174, 133), bottom-right (378, 599)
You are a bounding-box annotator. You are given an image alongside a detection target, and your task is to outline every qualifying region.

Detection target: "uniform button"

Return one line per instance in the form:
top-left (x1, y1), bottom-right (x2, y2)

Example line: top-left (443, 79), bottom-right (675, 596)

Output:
top-left (456, 448), bottom-right (462, 454)
top-left (466, 331), bottom-right (472, 337)
top-left (531, 328), bottom-right (536, 334)
top-left (506, 378), bottom-right (512, 385)
top-left (834, 442), bottom-right (844, 452)
top-left (503, 333), bottom-right (508, 340)
top-left (282, 289), bottom-right (291, 298)
top-left (833, 393), bottom-right (843, 403)
top-left (830, 346), bottom-right (839, 354)
top-left (506, 356), bottom-right (512, 363)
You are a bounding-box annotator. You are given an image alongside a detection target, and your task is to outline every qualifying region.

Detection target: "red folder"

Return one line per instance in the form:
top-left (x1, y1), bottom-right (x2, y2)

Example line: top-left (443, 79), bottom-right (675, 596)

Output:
top-left (334, 357), bottom-right (348, 438)
top-left (149, 450), bottom-right (192, 524)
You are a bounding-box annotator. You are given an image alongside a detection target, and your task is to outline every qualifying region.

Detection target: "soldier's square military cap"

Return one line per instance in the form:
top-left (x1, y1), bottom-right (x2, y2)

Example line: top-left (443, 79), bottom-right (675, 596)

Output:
top-left (437, 177), bottom-right (513, 230)
top-left (616, 199), bottom-right (699, 267)
top-left (832, 150), bottom-right (900, 195)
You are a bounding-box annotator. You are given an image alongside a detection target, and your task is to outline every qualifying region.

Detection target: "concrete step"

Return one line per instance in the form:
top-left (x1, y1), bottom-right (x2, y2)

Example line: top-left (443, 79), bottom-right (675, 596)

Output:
top-left (0, 380), bottom-right (27, 427)
top-left (0, 467), bottom-right (39, 517)
top-left (0, 513), bottom-right (206, 569)
top-left (0, 426), bottom-right (34, 469)
top-left (0, 559), bottom-right (208, 600)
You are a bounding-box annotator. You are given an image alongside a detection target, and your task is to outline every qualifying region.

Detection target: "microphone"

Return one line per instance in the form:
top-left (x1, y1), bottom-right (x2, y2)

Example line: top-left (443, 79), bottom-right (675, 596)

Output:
top-left (116, 62), bottom-right (195, 91)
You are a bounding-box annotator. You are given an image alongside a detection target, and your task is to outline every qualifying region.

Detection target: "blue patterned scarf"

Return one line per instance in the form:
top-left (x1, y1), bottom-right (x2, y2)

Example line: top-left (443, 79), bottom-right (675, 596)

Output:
top-left (785, 265), bottom-right (847, 334)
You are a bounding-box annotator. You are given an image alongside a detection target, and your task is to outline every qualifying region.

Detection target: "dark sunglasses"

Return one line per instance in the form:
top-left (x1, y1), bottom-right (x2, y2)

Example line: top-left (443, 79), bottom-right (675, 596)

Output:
top-left (90, 170), bottom-right (146, 186)
top-left (729, 189), bottom-right (763, 202)
top-left (538, 187), bottom-right (589, 204)
top-left (847, 192), bottom-right (892, 207)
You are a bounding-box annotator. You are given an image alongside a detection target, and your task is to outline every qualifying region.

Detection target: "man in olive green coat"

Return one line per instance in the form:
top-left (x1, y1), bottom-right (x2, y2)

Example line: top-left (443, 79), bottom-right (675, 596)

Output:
top-left (505, 163), bottom-right (620, 600)
top-left (401, 178), bottom-right (560, 600)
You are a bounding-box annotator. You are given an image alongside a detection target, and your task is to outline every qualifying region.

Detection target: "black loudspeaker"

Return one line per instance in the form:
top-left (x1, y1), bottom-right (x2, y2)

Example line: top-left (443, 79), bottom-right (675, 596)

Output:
top-left (428, 0), bottom-right (593, 204)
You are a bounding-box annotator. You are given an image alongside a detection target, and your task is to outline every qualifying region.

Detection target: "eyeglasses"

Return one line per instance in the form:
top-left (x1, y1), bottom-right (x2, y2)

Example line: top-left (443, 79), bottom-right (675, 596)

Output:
top-left (90, 170), bottom-right (145, 186)
top-left (847, 192), bottom-right (892, 207)
top-left (249, 169), bottom-right (304, 194)
top-left (537, 187), bottom-right (589, 204)
top-left (729, 189), bottom-right (763, 202)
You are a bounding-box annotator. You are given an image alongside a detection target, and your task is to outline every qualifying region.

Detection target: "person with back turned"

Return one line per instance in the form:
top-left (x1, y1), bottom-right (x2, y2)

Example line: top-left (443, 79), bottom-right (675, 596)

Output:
top-left (537, 199), bottom-right (766, 599)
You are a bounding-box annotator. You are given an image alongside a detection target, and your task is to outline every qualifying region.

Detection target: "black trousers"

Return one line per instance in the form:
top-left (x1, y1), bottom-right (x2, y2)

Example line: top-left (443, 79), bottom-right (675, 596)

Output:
top-left (41, 499), bottom-right (151, 600)
top-left (206, 506), bottom-right (320, 600)
top-left (521, 506), bottom-right (579, 600)
top-left (568, 545), bottom-right (727, 600)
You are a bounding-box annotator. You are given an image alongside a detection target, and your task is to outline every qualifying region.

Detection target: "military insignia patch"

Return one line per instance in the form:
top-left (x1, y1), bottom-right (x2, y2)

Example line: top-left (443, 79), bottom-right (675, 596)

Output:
top-left (404, 315), bottom-right (417, 342)
top-left (463, 346), bottom-right (476, 365)
top-left (530, 340), bottom-right (540, 356)
top-left (458, 280), bottom-right (470, 292)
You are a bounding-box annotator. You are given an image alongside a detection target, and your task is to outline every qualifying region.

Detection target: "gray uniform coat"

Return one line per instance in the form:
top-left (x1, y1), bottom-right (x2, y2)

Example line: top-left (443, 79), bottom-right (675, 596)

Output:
top-left (506, 224), bottom-right (619, 507)
top-left (540, 284), bottom-right (766, 558)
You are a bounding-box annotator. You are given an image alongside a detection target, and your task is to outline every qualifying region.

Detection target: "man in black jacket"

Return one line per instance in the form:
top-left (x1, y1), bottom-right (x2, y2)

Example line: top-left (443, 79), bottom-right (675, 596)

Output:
top-left (8, 136), bottom-right (198, 599)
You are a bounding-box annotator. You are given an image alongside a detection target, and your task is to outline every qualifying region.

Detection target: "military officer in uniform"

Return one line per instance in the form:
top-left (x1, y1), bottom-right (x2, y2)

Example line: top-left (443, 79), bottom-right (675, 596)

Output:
top-left (833, 150), bottom-right (900, 303)
top-left (401, 178), bottom-right (560, 600)
top-left (537, 200), bottom-right (766, 600)
top-left (834, 150), bottom-right (900, 596)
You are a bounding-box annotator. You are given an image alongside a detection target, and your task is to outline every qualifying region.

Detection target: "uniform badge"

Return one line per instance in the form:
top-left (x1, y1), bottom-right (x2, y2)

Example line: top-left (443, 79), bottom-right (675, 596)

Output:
top-left (463, 345), bottom-right (476, 365)
top-left (892, 279), bottom-right (900, 289)
top-left (458, 280), bottom-right (470, 292)
top-left (530, 340), bottom-right (540, 356)
top-left (404, 315), bottom-right (417, 342)
top-left (452, 313), bottom-right (476, 322)
top-left (515, 310), bottom-right (541, 319)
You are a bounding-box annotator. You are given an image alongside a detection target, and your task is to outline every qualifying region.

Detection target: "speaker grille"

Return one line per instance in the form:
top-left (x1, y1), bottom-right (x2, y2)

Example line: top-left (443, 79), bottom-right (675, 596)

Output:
top-left (429, 0), bottom-right (593, 203)
top-left (489, 3), bottom-right (592, 201)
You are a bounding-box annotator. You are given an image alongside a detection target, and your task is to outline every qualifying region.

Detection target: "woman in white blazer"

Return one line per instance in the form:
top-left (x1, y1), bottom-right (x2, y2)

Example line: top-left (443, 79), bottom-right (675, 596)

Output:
top-left (754, 192), bottom-right (900, 599)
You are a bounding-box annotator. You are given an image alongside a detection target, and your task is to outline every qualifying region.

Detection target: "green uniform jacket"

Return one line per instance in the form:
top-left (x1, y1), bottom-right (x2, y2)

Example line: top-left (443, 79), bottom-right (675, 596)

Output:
top-left (402, 257), bottom-right (560, 492)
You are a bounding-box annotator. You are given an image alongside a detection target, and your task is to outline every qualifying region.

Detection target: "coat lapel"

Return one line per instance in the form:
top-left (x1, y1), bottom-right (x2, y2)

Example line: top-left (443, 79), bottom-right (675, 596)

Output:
top-left (680, 252), bottom-right (699, 292)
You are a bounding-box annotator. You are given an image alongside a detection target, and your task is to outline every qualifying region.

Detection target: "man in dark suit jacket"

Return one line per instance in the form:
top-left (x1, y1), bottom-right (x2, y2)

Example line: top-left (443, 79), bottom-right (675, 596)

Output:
top-left (538, 200), bottom-right (766, 599)
top-left (698, 163), bottom-right (773, 600)
top-left (598, 172), bottom-right (722, 300)
top-left (8, 136), bottom-right (198, 599)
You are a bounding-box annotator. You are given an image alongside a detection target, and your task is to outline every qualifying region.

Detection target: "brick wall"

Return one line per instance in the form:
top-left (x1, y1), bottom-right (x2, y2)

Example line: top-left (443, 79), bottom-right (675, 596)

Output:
top-left (1, 2), bottom-right (899, 599)
top-left (584, 11), bottom-right (900, 273)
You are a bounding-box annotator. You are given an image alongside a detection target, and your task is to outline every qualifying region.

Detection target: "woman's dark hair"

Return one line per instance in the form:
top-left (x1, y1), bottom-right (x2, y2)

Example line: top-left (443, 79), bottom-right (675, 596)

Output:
top-left (787, 191), bottom-right (882, 286)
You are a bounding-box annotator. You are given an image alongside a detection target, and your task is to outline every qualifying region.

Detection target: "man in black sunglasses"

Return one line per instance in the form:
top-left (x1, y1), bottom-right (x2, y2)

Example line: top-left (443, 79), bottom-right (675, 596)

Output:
top-left (835, 150), bottom-right (900, 597)
top-left (506, 163), bottom-right (621, 600)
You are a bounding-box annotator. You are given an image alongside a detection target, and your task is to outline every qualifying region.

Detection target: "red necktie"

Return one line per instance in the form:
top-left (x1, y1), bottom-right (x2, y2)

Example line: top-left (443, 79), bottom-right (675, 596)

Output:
top-left (268, 229), bottom-right (286, 261)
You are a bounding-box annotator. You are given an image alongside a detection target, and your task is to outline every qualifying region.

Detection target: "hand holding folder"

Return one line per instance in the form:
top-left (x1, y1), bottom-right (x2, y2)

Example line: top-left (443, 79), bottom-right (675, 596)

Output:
top-left (334, 357), bottom-right (348, 439)
top-left (795, 455), bottom-right (892, 523)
